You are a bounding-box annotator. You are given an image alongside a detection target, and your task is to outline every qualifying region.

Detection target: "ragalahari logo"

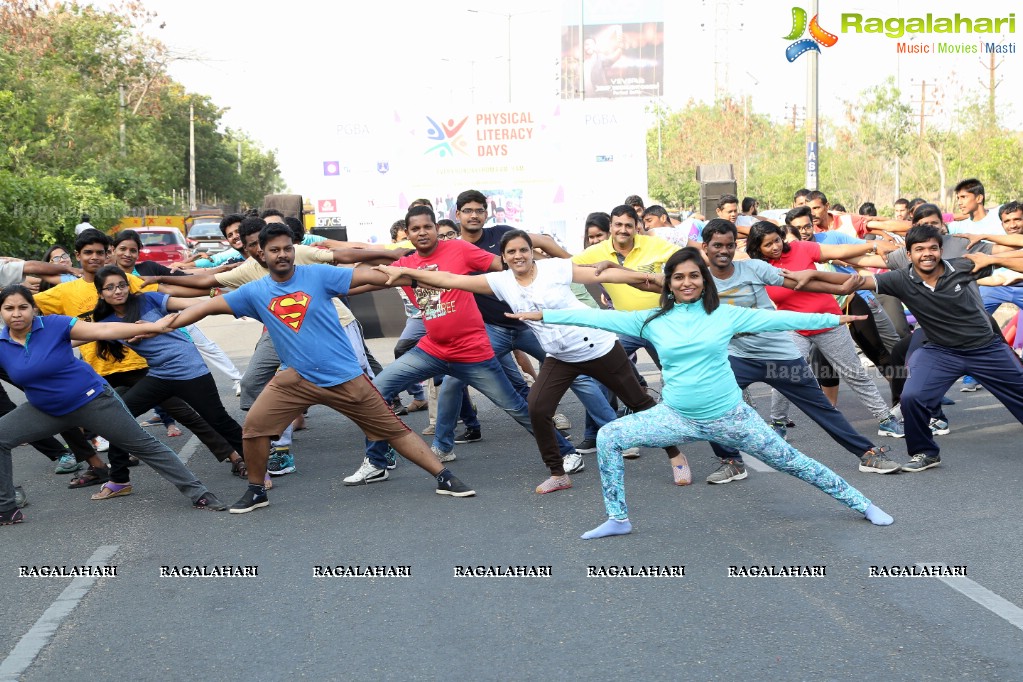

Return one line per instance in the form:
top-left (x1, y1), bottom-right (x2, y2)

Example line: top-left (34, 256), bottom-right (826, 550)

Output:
top-left (268, 292), bottom-right (311, 332)
top-left (784, 7), bottom-right (839, 62)
top-left (424, 116), bottom-right (470, 158)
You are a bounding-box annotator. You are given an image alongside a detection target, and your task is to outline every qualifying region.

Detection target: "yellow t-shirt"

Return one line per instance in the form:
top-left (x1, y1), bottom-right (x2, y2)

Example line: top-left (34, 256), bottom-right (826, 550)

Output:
top-left (33, 274), bottom-right (158, 376)
top-left (572, 235), bottom-right (680, 311)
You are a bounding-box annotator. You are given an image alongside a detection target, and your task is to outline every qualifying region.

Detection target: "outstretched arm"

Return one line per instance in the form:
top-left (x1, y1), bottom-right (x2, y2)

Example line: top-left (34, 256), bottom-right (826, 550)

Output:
top-left (528, 233), bottom-right (571, 259)
top-left (69, 317), bottom-right (173, 342)
top-left (330, 247), bottom-right (405, 265)
top-left (782, 269), bottom-right (865, 295)
top-left (21, 260), bottom-right (75, 278)
top-left (372, 265), bottom-right (495, 295)
top-left (160, 296), bottom-right (235, 330)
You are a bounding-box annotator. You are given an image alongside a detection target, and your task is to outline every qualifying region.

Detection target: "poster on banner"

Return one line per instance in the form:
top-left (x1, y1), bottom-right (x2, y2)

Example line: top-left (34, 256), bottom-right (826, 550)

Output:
top-left (560, 0), bottom-right (665, 99)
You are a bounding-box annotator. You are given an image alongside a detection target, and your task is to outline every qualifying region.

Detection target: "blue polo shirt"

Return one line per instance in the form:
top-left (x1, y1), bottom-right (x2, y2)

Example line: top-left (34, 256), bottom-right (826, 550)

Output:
top-left (222, 265), bottom-right (362, 387)
top-left (0, 315), bottom-right (107, 416)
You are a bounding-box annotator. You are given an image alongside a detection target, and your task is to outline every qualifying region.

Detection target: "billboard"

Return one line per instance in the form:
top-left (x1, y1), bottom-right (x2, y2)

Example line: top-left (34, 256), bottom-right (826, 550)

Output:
top-left (561, 0), bottom-right (665, 99)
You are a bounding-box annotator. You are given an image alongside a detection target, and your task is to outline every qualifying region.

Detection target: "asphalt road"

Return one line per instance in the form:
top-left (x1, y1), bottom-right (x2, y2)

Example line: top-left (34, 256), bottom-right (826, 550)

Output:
top-left (2, 314), bottom-right (1022, 681)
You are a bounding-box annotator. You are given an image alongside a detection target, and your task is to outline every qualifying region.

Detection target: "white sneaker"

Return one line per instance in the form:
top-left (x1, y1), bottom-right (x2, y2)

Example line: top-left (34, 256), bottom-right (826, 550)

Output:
top-left (623, 447), bottom-right (640, 459)
top-left (91, 436), bottom-right (110, 452)
top-left (432, 445), bottom-right (456, 463)
top-left (563, 452), bottom-right (585, 474)
top-left (553, 413), bottom-right (572, 431)
top-left (233, 380), bottom-right (241, 397)
top-left (342, 458), bottom-right (388, 485)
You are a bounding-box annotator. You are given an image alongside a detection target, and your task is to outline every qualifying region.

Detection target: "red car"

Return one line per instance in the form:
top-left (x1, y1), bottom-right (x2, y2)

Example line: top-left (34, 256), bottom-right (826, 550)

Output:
top-left (135, 227), bottom-right (190, 266)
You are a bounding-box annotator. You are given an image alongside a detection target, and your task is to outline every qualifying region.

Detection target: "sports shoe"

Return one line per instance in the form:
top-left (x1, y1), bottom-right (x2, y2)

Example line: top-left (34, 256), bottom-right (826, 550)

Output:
top-left (436, 474), bottom-right (475, 497)
top-left (622, 447), bottom-right (640, 459)
top-left (901, 453), bottom-right (941, 472)
top-left (563, 452), bottom-right (585, 474)
top-left (431, 445), bottom-right (456, 463)
top-left (0, 507), bottom-right (25, 525)
top-left (858, 445), bottom-right (900, 474)
top-left (454, 428), bottom-right (482, 444)
top-left (15, 486), bottom-right (28, 508)
top-left (576, 437), bottom-right (597, 454)
top-left (54, 452), bottom-right (80, 474)
top-left (406, 399), bottom-right (428, 412)
top-left (390, 398), bottom-right (408, 416)
top-left (422, 423), bottom-right (436, 436)
top-left (960, 376), bottom-right (981, 392)
top-left (929, 418), bottom-right (950, 436)
top-left (266, 446), bottom-right (295, 476)
top-left (553, 413), bottom-right (572, 431)
top-left (193, 492), bottom-right (227, 511)
top-left (91, 436), bottom-right (110, 452)
top-left (770, 420), bottom-right (787, 441)
top-left (384, 446), bottom-right (399, 470)
top-left (343, 458), bottom-right (388, 485)
top-left (536, 475), bottom-right (572, 494)
top-left (228, 489), bottom-right (268, 514)
top-left (706, 459), bottom-right (748, 484)
top-left (233, 380), bottom-right (241, 397)
top-left (877, 416), bottom-right (905, 438)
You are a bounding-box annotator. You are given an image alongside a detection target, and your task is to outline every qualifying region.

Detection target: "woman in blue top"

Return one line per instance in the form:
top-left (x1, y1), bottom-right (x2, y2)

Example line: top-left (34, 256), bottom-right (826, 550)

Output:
top-left (0, 285), bottom-right (226, 525)
top-left (510, 248), bottom-right (894, 540)
top-left (91, 266), bottom-right (248, 499)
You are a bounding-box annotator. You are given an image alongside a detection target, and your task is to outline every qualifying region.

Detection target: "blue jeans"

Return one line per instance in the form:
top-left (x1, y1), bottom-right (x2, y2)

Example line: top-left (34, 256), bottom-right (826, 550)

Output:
top-left (436, 323), bottom-right (613, 450)
top-left (712, 356), bottom-right (875, 462)
top-left (365, 347), bottom-right (534, 467)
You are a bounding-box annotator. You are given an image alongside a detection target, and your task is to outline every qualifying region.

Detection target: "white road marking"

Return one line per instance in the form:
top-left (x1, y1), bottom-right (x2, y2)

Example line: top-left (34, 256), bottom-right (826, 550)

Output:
top-left (177, 434), bottom-right (199, 464)
top-left (740, 453), bottom-right (776, 473)
top-left (917, 563), bottom-right (1023, 633)
top-left (0, 545), bottom-right (119, 681)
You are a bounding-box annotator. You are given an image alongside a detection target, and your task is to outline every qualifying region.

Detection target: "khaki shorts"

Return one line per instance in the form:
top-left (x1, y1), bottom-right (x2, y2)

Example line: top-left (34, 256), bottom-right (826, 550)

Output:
top-left (243, 369), bottom-right (410, 442)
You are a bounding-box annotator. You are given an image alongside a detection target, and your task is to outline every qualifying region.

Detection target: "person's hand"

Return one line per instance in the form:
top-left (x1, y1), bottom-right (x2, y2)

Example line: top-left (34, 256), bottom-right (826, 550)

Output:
top-left (837, 314), bottom-right (868, 324)
top-left (837, 274), bottom-right (866, 295)
top-left (140, 275), bottom-right (162, 286)
top-left (957, 233), bottom-right (988, 249)
top-left (141, 313), bottom-right (180, 337)
top-left (373, 265), bottom-right (405, 285)
top-left (591, 260), bottom-right (621, 276)
top-left (21, 276), bottom-right (41, 293)
top-left (504, 311), bottom-right (543, 322)
top-left (964, 252), bottom-right (995, 271)
top-left (781, 268), bottom-right (815, 290)
top-left (211, 261), bottom-right (242, 274)
top-left (874, 241), bottom-right (899, 256)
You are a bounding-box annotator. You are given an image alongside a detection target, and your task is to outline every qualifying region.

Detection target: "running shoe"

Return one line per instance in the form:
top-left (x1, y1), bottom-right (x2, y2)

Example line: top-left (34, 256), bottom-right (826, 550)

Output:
top-left (858, 446), bottom-right (900, 474)
top-left (929, 418), bottom-right (950, 436)
top-left (54, 452), bottom-right (81, 474)
top-left (877, 416), bottom-right (905, 438)
top-left (384, 446), bottom-right (399, 470)
top-left (536, 475), bottom-right (572, 494)
top-left (553, 413), bottom-right (572, 432)
top-left (422, 423), bottom-right (436, 436)
top-left (436, 474), bottom-right (475, 497)
top-left (228, 489), bottom-right (268, 514)
top-left (575, 438), bottom-right (598, 454)
top-left (563, 452), bottom-right (584, 474)
top-left (267, 446), bottom-right (295, 476)
top-left (14, 486), bottom-right (28, 508)
top-left (431, 445), bottom-right (456, 463)
top-left (454, 428), bottom-right (482, 444)
top-left (0, 508), bottom-right (25, 525)
top-left (901, 453), bottom-right (940, 472)
top-left (622, 447), bottom-right (641, 459)
top-left (343, 458), bottom-right (388, 485)
top-left (960, 376), bottom-right (981, 392)
top-left (706, 459), bottom-right (747, 484)
top-left (193, 492), bottom-right (227, 511)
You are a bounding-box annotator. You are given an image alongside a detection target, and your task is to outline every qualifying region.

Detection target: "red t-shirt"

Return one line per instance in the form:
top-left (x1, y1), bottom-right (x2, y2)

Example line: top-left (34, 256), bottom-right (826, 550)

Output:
top-left (395, 239), bottom-right (496, 362)
top-left (815, 212), bottom-right (868, 238)
top-left (765, 240), bottom-right (840, 337)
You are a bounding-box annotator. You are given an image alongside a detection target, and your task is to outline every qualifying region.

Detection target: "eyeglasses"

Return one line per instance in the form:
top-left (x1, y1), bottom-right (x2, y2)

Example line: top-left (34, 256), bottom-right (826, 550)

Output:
top-left (101, 282), bottom-right (130, 293)
top-left (460, 208), bottom-right (487, 216)
top-left (50, 254), bottom-right (71, 262)
top-left (438, 231), bottom-right (458, 240)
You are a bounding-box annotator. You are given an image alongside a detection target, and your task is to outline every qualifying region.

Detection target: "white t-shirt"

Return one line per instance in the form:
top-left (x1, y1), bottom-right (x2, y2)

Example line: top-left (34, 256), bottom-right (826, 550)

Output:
top-left (485, 258), bottom-right (617, 363)
top-left (0, 260), bottom-right (26, 287)
top-left (948, 207), bottom-right (1004, 235)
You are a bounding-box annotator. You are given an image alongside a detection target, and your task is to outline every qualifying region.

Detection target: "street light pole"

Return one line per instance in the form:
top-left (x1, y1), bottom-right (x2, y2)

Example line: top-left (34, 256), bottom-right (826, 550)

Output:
top-left (467, 8), bottom-right (550, 105)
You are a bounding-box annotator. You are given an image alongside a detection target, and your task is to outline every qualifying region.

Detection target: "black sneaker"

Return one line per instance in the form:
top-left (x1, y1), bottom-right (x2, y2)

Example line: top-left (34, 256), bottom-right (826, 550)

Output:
top-left (0, 507), bottom-right (25, 525)
top-left (436, 474), bottom-right (476, 498)
top-left (576, 438), bottom-right (598, 454)
top-left (15, 486), bottom-right (28, 508)
top-left (229, 489), bottom-right (269, 514)
top-left (193, 492), bottom-right (228, 511)
top-left (454, 428), bottom-right (482, 444)
top-left (901, 453), bottom-right (940, 473)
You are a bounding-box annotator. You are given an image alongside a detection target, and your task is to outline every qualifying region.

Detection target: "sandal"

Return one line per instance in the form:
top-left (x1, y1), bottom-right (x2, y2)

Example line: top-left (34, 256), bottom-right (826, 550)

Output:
top-left (166, 424), bottom-right (183, 438)
top-left (69, 466), bottom-right (109, 489)
top-left (264, 473), bottom-right (273, 490)
top-left (231, 458), bottom-right (248, 478)
top-left (91, 482), bottom-right (133, 500)
top-left (140, 417), bottom-right (165, 427)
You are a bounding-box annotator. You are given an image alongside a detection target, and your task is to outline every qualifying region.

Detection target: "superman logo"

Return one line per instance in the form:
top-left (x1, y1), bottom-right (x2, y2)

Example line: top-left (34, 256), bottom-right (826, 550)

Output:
top-left (267, 291), bottom-right (311, 332)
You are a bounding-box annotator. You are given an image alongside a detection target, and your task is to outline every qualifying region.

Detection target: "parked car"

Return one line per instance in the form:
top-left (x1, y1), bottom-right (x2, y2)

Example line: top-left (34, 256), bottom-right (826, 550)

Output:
top-left (187, 220), bottom-right (231, 256)
top-left (135, 227), bottom-right (190, 266)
